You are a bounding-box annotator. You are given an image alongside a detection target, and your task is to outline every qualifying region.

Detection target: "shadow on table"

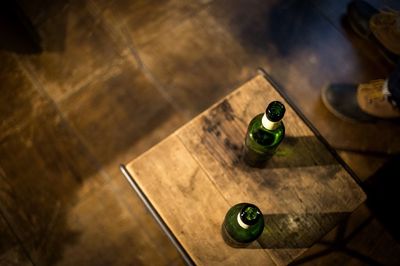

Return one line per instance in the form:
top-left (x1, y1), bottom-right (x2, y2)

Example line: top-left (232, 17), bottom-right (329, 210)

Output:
top-left (222, 212), bottom-right (350, 249)
top-left (290, 154), bottom-right (400, 265)
top-left (259, 212), bottom-right (349, 249)
top-left (267, 136), bottom-right (339, 169)
top-left (229, 136), bottom-right (341, 171)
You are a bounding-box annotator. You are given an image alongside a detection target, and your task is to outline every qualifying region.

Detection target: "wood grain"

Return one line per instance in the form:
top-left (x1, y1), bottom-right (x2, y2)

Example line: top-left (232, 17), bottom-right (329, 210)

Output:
top-left (94, 0), bottom-right (211, 48)
top-left (128, 136), bottom-right (274, 265)
top-left (0, 52), bottom-right (179, 265)
top-left (178, 75), bottom-right (366, 265)
top-left (59, 61), bottom-right (186, 177)
top-left (139, 8), bottom-right (263, 118)
top-left (0, 106), bottom-right (106, 265)
top-left (110, 172), bottom-right (182, 263)
top-left (126, 75), bottom-right (366, 265)
top-left (20, 0), bottom-right (125, 103)
top-left (0, 52), bottom-right (47, 138)
top-left (0, 51), bottom-right (96, 264)
top-left (3, 0), bottom-right (395, 264)
top-left (56, 177), bottom-right (175, 266)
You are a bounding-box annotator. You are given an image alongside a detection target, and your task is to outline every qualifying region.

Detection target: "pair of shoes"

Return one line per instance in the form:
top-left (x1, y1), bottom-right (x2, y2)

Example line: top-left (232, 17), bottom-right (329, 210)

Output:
top-left (322, 79), bottom-right (400, 122)
top-left (347, 0), bottom-right (400, 64)
top-left (322, 1), bottom-right (400, 123)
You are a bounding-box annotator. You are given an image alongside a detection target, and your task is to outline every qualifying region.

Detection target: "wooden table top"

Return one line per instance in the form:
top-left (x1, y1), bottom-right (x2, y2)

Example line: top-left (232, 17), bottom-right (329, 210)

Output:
top-left (123, 74), bottom-right (366, 265)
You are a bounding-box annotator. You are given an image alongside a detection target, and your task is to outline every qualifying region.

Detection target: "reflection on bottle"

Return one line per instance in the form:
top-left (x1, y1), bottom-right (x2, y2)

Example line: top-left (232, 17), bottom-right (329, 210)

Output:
top-left (243, 101), bottom-right (285, 168)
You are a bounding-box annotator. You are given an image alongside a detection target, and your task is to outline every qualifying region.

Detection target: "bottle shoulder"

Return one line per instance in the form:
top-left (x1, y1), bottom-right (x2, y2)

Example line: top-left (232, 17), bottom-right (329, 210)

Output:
top-left (246, 113), bottom-right (284, 151)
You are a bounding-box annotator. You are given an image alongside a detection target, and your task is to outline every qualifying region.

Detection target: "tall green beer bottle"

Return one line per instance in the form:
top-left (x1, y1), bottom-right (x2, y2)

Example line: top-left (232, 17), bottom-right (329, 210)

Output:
top-left (243, 101), bottom-right (285, 167)
top-left (222, 203), bottom-right (264, 246)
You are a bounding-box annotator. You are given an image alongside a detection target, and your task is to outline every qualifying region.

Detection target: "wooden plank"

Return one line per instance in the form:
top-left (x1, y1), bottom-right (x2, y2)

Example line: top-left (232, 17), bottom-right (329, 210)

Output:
top-left (59, 61), bottom-right (186, 177)
top-left (0, 60), bottom-right (178, 265)
top-left (139, 8), bottom-right (262, 118)
top-left (1, 17), bottom-right (183, 266)
top-left (113, 170), bottom-right (182, 264)
top-left (0, 50), bottom-right (107, 264)
top-left (127, 136), bottom-right (275, 265)
top-left (0, 52), bottom-right (46, 138)
top-left (0, 107), bottom-right (106, 265)
top-left (176, 75), bottom-right (366, 265)
top-left (94, 0), bottom-right (211, 48)
top-left (55, 178), bottom-right (173, 266)
top-left (120, 165), bottom-right (193, 265)
top-left (19, 0), bottom-right (125, 103)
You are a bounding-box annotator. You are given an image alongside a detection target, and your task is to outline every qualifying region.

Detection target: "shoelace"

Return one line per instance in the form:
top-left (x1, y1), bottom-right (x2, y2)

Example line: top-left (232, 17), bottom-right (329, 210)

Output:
top-left (382, 79), bottom-right (399, 108)
top-left (364, 80), bottom-right (392, 105)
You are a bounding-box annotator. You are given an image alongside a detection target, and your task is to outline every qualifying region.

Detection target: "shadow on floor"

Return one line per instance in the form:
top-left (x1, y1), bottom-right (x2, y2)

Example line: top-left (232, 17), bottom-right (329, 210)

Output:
top-left (290, 154), bottom-right (400, 265)
top-left (0, 1), bottom-right (42, 53)
top-left (208, 0), bottom-right (324, 57)
top-left (364, 154), bottom-right (400, 243)
top-left (289, 214), bottom-right (382, 265)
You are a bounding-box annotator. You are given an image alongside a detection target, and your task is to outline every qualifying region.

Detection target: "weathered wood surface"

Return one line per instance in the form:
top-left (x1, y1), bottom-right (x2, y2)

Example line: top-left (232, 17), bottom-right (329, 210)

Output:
top-left (0, 50), bottom-right (179, 265)
top-left (129, 137), bottom-right (274, 265)
top-left (126, 75), bottom-right (366, 265)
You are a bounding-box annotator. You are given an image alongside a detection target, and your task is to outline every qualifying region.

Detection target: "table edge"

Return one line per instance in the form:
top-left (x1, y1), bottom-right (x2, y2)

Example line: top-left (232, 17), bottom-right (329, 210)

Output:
top-left (120, 70), bottom-right (366, 265)
top-left (120, 164), bottom-right (195, 266)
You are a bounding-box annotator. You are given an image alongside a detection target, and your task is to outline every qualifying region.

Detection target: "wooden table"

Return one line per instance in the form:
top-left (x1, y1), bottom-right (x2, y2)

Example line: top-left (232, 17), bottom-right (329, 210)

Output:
top-left (121, 73), bottom-right (366, 265)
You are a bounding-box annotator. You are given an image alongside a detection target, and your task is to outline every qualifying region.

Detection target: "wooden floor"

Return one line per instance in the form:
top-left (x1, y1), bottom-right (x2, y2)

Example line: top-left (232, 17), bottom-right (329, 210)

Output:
top-left (1, 0), bottom-right (400, 265)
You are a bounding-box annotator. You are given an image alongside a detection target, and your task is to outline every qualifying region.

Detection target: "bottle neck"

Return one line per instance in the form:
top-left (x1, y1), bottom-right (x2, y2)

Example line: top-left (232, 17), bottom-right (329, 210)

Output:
top-left (262, 113), bottom-right (280, 130)
top-left (237, 213), bottom-right (250, 229)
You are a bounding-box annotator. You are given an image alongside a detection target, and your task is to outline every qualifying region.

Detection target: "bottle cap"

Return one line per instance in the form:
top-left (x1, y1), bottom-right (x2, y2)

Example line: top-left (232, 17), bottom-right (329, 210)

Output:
top-left (265, 101), bottom-right (285, 122)
top-left (239, 204), bottom-right (262, 226)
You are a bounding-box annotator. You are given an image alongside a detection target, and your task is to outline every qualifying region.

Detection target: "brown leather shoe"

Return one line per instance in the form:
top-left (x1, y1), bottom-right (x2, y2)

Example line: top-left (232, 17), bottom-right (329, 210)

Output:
top-left (321, 83), bottom-right (377, 123)
top-left (370, 10), bottom-right (400, 56)
top-left (357, 79), bottom-right (400, 118)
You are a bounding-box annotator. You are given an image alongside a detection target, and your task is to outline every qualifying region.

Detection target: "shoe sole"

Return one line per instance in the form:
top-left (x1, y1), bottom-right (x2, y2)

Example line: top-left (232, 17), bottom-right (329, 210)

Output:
top-left (322, 86), bottom-right (360, 123)
top-left (321, 84), bottom-right (377, 123)
top-left (321, 84), bottom-right (400, 123)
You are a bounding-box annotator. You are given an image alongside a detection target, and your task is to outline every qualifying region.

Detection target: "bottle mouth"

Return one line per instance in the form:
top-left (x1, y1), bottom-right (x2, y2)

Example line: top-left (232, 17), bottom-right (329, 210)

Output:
top-left (265, 101), bottom-right (285, 122)
top-left (239, 204), bottom-right (262, 226)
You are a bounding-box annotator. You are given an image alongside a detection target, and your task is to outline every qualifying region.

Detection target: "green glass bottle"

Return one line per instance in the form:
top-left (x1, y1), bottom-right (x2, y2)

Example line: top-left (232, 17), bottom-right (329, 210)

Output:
top-left (222, 203), bottom-right (264, 246)
top-left (243, 101), bottom-right (285, 167)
